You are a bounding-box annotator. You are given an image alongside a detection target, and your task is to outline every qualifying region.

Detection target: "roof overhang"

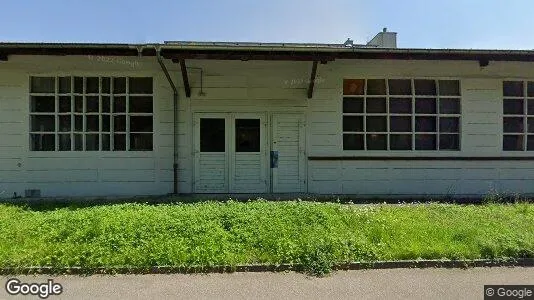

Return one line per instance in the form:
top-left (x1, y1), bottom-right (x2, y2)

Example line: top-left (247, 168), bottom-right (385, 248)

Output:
top-left (1, 42), bottom-right (534, 63)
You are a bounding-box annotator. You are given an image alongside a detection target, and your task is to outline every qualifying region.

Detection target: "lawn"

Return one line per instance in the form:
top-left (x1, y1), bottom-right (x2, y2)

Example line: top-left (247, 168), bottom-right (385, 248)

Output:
top-left (0, 200), bottom-right (533, 275)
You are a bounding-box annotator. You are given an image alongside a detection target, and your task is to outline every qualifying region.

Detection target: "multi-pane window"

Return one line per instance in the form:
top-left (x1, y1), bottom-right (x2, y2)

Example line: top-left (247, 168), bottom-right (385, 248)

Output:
top-left (502, 80), bottom-right (534, 151)
top-left (30, 76), bottom-right (153, 151)
top-left (342, 79), bottom-right (461, 151)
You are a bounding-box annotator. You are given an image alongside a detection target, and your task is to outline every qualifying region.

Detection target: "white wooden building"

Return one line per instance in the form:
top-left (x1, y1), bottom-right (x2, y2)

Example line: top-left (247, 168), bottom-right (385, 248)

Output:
top-left (1, 30), bottom-right (534, 198)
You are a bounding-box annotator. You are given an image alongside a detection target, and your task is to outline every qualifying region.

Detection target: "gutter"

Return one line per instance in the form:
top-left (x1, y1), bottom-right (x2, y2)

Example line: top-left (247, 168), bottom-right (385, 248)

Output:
top-left (155, 47), bottom-right (179, 194)
top-left (2, 42), bottom-right (534, 55)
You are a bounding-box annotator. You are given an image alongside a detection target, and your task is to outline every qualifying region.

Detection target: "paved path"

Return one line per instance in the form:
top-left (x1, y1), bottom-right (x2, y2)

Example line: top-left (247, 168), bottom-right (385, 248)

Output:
top-left (1, 267), bottom-right (532, 300)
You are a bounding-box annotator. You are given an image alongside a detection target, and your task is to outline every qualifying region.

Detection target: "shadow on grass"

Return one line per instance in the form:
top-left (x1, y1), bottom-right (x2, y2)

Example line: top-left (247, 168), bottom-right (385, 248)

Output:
top-left (2, 193), bottom-right (530, 212)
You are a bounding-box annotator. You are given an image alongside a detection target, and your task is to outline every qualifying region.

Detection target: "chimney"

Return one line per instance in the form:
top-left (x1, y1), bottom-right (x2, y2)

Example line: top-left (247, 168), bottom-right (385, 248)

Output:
top-left (366, 27), bottom-right (397, 48)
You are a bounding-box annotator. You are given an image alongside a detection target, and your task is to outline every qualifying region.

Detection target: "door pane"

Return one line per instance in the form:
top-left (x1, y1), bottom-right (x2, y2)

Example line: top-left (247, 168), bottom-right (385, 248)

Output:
top-left (200, 118), bottom-right (225, 152)
top-left (235, 119), bottom-right (260, 152)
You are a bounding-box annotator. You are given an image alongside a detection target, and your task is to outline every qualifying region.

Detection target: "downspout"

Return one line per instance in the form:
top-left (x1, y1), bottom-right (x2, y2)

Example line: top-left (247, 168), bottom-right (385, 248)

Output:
top-left (155, 47), bottom-right (179, 194)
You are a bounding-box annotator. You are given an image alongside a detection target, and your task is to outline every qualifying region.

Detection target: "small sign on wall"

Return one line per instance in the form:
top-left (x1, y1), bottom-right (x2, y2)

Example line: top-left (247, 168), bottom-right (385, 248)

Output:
top-left (270, 151), bottom-right (279, 168)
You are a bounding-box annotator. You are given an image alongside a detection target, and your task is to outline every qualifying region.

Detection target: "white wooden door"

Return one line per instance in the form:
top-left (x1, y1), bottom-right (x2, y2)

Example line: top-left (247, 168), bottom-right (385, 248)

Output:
top-left (229, 114), bottom-right (267, 193)
top-left (194, 113), bottom-right (267, 193)
top-left (271, 114), bottom-right (306, 193)
top-left (193, 113), bottom-right (229, 193)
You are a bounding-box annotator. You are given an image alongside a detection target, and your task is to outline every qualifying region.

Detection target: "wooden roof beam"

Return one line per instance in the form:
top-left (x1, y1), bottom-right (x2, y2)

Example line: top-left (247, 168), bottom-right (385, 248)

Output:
top-left (307, 61), bottom-right (318, 99)
top-left (179, 59), bottom-right (191, 98)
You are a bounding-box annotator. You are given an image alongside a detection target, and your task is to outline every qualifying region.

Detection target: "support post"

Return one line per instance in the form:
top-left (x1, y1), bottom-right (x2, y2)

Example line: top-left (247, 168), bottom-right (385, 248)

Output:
top-left (179, 59), bottom-right (191, 98)
top-left (307, 61), bottom-right (318, 99)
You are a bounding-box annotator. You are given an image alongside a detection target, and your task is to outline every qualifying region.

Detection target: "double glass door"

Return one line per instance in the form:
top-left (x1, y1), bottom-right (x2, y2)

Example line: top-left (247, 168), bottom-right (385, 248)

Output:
top-left (193, 113), bottom-right (267, 193)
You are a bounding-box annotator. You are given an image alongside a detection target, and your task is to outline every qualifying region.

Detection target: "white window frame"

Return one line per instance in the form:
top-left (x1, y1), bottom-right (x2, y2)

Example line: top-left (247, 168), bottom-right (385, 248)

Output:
top-left (29, 76), bottom-right (154, 152)
top-left (502, 80), bottom-right (534, 151)
top-left (342, 78), bottom-right (462, 151)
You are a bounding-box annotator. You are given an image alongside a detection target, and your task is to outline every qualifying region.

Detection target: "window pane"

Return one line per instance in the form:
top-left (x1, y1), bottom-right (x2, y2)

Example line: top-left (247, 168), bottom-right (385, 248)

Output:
top-left (102, 77), bottom-right (111, 94)
top-left (390, 116), bottom-right (411, 132)
top-left (235, 119), bottom-right (260, 152)
top-left (343, 134), bottom-right (364, 150)
top-left (527, 82), bottom-right (534, 97)
top-left (58, 134), bottom-right (71, 151)
top-left (130, 116), bottom-right (153, 132)
top-left (503, 117), bottom-right (524, 133)
top-left (102, 134), bottom-right (111, 151)
top-left (86, 77), bottom-right (99, 93)
top-left (503, 99), bottom-right (524, 114)
top-left (59, 96), bottom-right (71, 112)
top-left (415, 134), bottom-right (437, 150)
top-left (343, 79), bottom-right (364, 95)
top-left (529, 118), bottom-right (534, 133)
top-left (342, 97), bottom-right (363, 113)
top-left (200, 118), bottom-right (225, 152)
top-left (415, 116), bottom-right (436, 132)
top-left (389, 98), bottom-right (412, 114)
top-left (439, 134), bottom-right (459, 150)
top-left (58, 77), bottom-right (71, 93)
top-left (74, 77), bottom-right (83, 93)
top-left (74, 96), bottom-right (83, 113)
top-left (30, 134), bottom-right (55, 151)
top-left (528, 136), bottom-right (534, 151)
top-left (130, 133), bottom-right (153, 151)
top-left (414, 80), bottom-right (436, 95)
top-left (85, 134), bottom-right (99, 151)
top-left (366, 97), bottom-right (386, 113)
top-left (102, 96), bottom-right (110, 113)
top-left (86, 115), bottom-right (99, 132)
top-left (527, 99), bottom-right (534, 115)
top-left (113, 96), bottom-right (126, 113)
top-left (129, 77), bottom-right (153, 94)
top-left (366, 79), bottom-right (386, 95)
top-left (438, 80), bottom-right (460, 96)
top-left (74, 134), bottom-right (83, 151)
top-left (31, 96), bottom-right (55, 112)
top-left (390, 134), bottom-right (412, 150)
top-left (113, 134), bottom-right (126, 151)
top-left (58, 115), bottom-right (71, 132)
top-left (503, 81), bottom-right (523, 97)
top-left (388, 79), bottom-right (412, 95)
top-left (75, 115), bottom-right (83, 131)
top-left (439, 117), bottom-right (460, 133)
top-left (114, 115), bottom-right (126, 132)
top-left (439, 98), bottom-right (460, 114)
top-left (415, 98), bottom-right (436, 114)
top-left (86, 96), bottom-right (99, 113)
top-left (503, 135), bottom-right (523, 151)
top-left (129, 96), bottom-right (153, 113)
top-left (31, 77), bottom-right (55, 93)
top-left (102, 115), bottom-right (111, 132)
top-left (366, 134), bottom-right (387, 150)
top-left (366, 116), bottom-right (387, 132)
top-left (343, 116), bottom-right (363, 132)
top-left (31, 115), bottom-right (55, 132)
top-left (113, 77), bottom-right (126, 94)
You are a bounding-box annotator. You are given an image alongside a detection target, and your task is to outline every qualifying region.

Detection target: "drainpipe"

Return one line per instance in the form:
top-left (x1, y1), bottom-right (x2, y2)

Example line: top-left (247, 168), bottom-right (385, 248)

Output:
top-left (156, 47), bottom-right (179, 194)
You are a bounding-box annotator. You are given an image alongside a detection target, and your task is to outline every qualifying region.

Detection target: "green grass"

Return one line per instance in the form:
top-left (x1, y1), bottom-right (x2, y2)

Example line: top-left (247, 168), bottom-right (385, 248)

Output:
top-left (0, 200), bottom-right (533, 276)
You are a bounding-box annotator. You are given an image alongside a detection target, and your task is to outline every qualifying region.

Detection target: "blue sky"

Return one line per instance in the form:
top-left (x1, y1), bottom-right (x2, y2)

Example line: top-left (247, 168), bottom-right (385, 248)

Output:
top-left (1, 0), bottom-right (533, 49)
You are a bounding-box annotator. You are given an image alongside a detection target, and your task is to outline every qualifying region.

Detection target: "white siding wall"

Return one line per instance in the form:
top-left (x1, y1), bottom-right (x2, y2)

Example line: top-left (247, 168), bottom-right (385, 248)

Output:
top-left (1, 55), bottom-right (534, 197)
top-left (308, 60), bottom-right (534, 197)
top-left (0, 55), bottom-right (185, 197)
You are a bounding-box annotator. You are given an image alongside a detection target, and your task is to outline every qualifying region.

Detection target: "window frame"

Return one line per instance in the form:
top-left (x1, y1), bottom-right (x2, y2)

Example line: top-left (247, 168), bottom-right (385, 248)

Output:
top-left (502, 80), bottom-right (534, 151)
top-left (342, 77), bottom-right (462, 152)
top-left (29, 75), bottom-right (154, 152)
